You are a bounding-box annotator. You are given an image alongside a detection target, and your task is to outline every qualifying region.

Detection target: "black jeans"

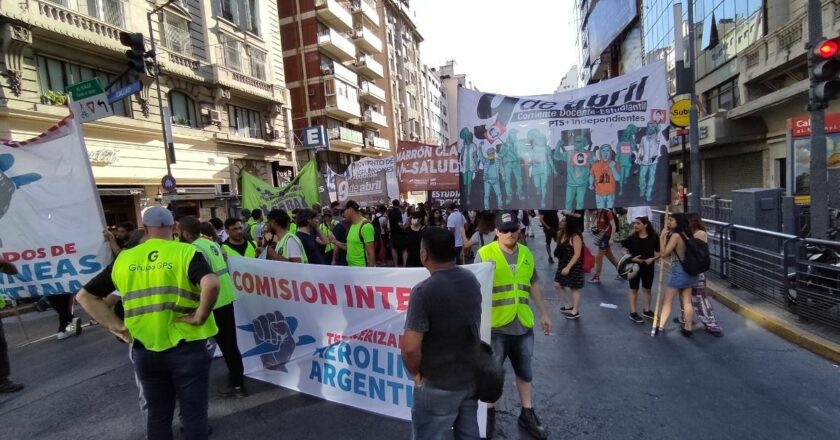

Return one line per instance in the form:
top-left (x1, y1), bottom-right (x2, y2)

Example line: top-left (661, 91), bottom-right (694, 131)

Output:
top-left (132, 339), bottom-right (212, 440)
top-left (0, 318), bottom-right (9, 382)
top-left (213, 303), bottom-right (244, 387)
top-left (46, 293), bottom-right (74, 332)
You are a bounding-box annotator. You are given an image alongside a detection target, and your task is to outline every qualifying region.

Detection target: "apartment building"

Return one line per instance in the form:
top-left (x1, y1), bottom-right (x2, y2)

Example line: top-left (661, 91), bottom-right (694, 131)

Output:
top-left (576, 0), bottom-right (643, 85)
top-left (420, 63), bottom-right (448, 146)
top-left (436, 60), bottom-right (475, 146)
top-left (279, 0), bottom-right (392, 174)
top-left (0, 0), bottom-right (292, 225)
top-left (381, 0), bottom-right (424, 144)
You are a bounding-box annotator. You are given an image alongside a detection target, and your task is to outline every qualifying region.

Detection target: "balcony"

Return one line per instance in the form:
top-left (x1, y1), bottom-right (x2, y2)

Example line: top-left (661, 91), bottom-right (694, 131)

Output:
top-left (320, 61), bottom-right (358, 86)
top-left (329, 126), bottom-right (364, 150)
top-left (362, 108), bottom-right (388, 129)
top-left (351, 0), bottom-right (379, 28)
top-left (359, 81), bottom-right (386, 105)
top-left (353, 25), bottom-right (382, 54)
top-left (356, 55), bottom-right (384, 79)
top-left (365, 135), bottom-right (390, 152)
top-left (318, 28), bottom-right (356, 62)
top-left (35, 0), bottom-right (125, 46)
top-left (326, 90), bottom-right (362, 120)
top-left (316, 0), bottom-right (353, 33)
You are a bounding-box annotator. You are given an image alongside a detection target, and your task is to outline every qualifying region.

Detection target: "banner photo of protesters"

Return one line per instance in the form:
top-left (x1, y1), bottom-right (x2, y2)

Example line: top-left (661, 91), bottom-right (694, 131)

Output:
top-left (395, 140), bottom-right (460, 193)
top-left (457, 61), bottom-right (670, 210)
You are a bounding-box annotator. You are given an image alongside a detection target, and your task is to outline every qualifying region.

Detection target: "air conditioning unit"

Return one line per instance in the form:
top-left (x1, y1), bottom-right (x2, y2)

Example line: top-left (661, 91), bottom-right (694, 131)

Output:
top-left (208, 109), bottom-right (222, 123)
top-left (321, 65), bottom-right (333, 75)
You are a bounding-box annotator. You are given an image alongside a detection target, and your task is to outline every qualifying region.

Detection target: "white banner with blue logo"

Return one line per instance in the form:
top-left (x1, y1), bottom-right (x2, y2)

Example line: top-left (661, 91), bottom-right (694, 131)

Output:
top-left (0, 116), bottom-right (110, 298)
top-left (228, 256), bottom-right (494, 427)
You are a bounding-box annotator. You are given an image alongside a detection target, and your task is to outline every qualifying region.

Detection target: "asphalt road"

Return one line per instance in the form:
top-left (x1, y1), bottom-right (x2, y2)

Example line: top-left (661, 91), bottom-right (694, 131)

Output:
top-left (2, 230), bottom-right (839, 440)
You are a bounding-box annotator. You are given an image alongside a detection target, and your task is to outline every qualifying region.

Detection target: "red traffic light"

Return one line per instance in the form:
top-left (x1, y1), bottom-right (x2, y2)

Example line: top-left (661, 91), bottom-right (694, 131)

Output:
top-left (816, 38), bottom-right (840, 59)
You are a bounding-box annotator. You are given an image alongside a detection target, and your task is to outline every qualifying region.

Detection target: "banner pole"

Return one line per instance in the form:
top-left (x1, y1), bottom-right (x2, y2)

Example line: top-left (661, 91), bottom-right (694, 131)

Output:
top-left (72, 117), bottom-right (108, 231)
top-left (651, 208), bottom-right (671, 336)
top-left (11, 301), bottom-right (31, 347)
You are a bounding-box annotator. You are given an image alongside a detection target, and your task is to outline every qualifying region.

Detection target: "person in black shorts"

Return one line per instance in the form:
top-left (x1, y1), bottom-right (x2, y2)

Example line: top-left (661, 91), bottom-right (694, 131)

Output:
top-left (620, 216), bottom-right (660, 323)
top-left (539, 210), bottom-right (560, 264)
top-left (554, 218), bottom-right (585, 319)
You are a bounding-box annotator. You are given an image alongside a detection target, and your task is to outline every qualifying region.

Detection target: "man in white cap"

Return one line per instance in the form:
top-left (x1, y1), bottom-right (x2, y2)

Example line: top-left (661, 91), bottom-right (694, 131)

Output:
top-left (77, 205), bottom-right (220, 440)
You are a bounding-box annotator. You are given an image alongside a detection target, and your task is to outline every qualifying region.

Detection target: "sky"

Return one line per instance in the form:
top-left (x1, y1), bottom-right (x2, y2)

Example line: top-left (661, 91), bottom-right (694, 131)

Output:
top-left (412, 0), bottom-right (579, 96)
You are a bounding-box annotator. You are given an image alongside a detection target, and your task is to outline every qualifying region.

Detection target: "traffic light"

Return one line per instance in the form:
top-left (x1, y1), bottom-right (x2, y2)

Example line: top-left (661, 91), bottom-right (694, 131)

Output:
top-left (811, 37), bottom-right (840, 105)
top-left (119, 32), bottom-right (147, 74)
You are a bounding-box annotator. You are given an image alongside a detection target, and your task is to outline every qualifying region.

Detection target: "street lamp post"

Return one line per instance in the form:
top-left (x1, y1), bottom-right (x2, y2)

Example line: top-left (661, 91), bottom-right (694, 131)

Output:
top-left (147, 0), bottom-right (176, 174)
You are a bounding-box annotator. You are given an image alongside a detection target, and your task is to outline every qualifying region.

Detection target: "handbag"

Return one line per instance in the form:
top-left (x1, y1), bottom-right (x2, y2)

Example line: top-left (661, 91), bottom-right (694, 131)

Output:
top-left (470, 325), bottom-right (504, 403)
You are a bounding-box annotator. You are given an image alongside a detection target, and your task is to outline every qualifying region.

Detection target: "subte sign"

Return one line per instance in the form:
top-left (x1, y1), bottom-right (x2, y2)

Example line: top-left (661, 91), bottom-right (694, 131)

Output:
top-left (670, 98), bottom-right (691, 128)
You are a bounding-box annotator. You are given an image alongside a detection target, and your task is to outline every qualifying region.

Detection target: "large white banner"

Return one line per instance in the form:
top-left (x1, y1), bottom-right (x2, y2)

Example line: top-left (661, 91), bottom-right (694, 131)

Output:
top-left (326, 156), bottom-right (399, 202)
top-left (0, 117), bottom-right (111, 298)
top-left (458, 61), bottom-right (670, 210)
top-left (229, 257), bottom-right (493, 423)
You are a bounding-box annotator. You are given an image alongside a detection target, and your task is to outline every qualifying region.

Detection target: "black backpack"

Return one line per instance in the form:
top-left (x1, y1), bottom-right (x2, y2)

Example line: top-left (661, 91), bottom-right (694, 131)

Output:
top-left (679, 233), bottom-right (711, 276)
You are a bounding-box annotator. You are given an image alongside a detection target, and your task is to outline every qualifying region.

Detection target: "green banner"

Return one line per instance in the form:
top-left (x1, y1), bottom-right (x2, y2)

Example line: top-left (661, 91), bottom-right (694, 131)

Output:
top-left (240, 160), bottom-right (327, 214)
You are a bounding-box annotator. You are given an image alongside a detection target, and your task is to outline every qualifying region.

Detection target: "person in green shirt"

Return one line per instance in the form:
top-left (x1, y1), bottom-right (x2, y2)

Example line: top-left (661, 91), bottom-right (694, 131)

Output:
top-left (0, 260), bottom-right (24, 393)
top-left (266, 209), bottom-right (305, 263)
top-left (343, 200), bottom-right (376, 267)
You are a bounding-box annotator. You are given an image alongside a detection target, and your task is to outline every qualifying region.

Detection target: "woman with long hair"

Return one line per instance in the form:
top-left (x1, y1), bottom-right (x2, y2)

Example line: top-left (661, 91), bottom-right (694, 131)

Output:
top-left (676, 214), bottom-right (722, 336)
top-left (427, 209), bottom-right (444, 227)
top-left (657, 213), bottom-right (697, 336)
top-left (554, 217), bottom-right (585, 319)
top-left (620, 216), bottom-right (660, 323)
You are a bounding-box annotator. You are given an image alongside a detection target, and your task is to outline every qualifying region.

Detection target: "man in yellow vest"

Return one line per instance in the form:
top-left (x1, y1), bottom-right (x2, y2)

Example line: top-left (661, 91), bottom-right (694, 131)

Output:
top-left (222, 218), bottom-right (257, 258)
top-left (475, 212), bottom-right (552, 440)
top-left (0, 259), bottom-right (23, 393)
top-left (265, 209), bottom-right (306, 263)
top-left (77, 206), bottom-right (220, 440)
top-left (179, 217), bottom-right (246, 398)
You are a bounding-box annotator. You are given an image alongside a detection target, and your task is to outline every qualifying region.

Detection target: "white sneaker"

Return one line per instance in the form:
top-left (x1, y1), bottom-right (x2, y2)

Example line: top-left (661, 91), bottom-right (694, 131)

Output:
top-left (57, 330), bottom-right (71, 340)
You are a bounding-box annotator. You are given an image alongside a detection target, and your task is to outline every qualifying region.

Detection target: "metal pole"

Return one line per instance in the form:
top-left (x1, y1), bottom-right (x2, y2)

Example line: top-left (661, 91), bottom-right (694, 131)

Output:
top-left (686, 0), bottom-right (702, 213)
top-left (681, 134), bottom-right (689, 212)
top-left (147, 1), bottom-right (175, 176)
top-left (807, 0), bottom-right (829, 238)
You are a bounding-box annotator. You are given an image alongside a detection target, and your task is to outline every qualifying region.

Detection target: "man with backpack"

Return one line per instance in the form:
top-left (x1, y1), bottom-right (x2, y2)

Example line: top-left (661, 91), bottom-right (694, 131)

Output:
top-left (343, 200), bottom-right (376, 267)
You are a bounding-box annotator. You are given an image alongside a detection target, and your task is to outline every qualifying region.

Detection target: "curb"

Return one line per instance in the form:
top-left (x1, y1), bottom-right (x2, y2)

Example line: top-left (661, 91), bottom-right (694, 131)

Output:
top-left (707, 281), bottom-right (840, 365)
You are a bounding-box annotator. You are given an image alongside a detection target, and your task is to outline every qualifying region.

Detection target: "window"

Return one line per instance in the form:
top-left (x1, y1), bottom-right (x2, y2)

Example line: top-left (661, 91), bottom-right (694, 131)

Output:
top-left (249, 48), bottom-right (266, 80)
top-left (222, 36), bottom-right (242, 72)
top-left (220, 0), bottom-right (238, 23)
top-left (161, 13), bottom-right (192, 56)
top-left (36, 55), bottom-right (130, 117)
top-left (228, 105), bottom-right (263, 138)
top-left (168, 91), bottom-right (197, 127)
top-left (218, 0), bottom-right (259, 35)
top-left (703, 77), bottom-right (740, 113)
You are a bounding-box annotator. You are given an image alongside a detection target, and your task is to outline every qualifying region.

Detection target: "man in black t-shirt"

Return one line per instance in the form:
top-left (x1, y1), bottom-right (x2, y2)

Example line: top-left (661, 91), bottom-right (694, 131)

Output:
top-left (388, 200), bottom-right (407, 266)
top-left (402, 227), bottom-right (481, 439)
top-left (539, 210), bottom-right (560, 264)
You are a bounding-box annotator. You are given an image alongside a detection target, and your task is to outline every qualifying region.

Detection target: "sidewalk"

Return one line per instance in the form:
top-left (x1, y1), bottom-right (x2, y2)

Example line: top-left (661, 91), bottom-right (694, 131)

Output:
top-left (705, 275), bottom-right (840, 364)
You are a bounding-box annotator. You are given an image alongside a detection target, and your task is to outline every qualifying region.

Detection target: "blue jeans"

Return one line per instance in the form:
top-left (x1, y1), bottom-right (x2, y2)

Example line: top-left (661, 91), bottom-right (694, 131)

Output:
top-left (132, 339), bottom-right (212, 440)
top-left (412, 380), bottom-right (479, 440)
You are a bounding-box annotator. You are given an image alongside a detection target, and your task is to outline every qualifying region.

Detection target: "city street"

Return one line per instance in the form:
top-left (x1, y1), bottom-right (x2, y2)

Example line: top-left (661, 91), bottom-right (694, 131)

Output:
top-left (2, 230), bottom-right (839, 440)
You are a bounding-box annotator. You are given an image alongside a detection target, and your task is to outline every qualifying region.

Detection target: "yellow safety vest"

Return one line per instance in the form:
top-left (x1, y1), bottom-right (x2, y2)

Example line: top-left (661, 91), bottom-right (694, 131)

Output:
top-left (320, 223), bottom-right (335, 253)
top-left (192, 238), bottom-right (235, 309)
top-left (276, 232), bottom-right (308, 263)
top-left (478, 241), bottom-right (535, 329)
top-left (223, 241), bottom-right (256, 258)
top-left (112, 239), bottom-right (218, 352)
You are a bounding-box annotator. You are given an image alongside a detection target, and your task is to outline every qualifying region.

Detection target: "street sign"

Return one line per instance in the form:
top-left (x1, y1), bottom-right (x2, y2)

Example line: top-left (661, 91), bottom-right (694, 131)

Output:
top-left (161, 174), bottom-right (177, 193)
top-left (66, 78), bottom-right (113, 124)
top-left (670, 98), bottom-right (691, 128)
top-left (107, 80), bottom-right (142, 104)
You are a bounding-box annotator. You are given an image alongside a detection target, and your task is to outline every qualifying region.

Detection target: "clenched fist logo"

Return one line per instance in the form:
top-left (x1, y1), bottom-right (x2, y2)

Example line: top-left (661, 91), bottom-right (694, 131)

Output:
top-left (0, 154), bottom-right (41, 222)
top-left (238, 310), bottom-right (316, 372)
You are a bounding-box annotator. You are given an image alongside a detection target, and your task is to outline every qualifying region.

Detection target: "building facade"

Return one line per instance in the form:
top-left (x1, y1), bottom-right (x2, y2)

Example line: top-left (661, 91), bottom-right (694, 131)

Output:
top-left (420, 63), bottom-right (448, 146)
top-left (435, 59), bottom-right (474, 146)
top-left (641, 0), bottom-right (840, 198)
top-left (576, 0), bottom-right (643, 85)
top-left (279, 0), bottom-right (391, 174)
top-left (0, 0), bottom-right (292, 226)
top-left (381, 0), bottom-right (424, 144)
